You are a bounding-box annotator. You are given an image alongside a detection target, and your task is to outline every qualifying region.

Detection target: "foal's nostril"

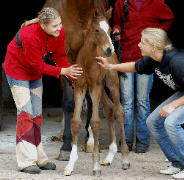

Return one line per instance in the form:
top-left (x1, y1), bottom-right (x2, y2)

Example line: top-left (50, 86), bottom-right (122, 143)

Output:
top-left (106, 47), bottom-right (112, 57)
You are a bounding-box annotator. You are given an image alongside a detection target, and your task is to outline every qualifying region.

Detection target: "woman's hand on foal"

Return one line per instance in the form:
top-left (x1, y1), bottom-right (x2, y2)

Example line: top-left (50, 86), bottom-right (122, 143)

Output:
top-left (61, 64), bottom-right (83, 79)
top-left (96, 56), bottom-right (110, 70)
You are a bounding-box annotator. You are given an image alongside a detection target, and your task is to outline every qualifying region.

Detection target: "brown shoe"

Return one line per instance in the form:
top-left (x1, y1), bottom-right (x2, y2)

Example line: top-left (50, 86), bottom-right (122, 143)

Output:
top-left (39, 162), bottom-right (56, 170)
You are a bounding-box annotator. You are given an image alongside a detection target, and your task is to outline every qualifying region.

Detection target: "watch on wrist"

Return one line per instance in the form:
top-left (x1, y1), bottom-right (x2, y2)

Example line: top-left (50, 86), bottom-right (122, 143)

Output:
top-left (108, 64), bottom-right (113, 70)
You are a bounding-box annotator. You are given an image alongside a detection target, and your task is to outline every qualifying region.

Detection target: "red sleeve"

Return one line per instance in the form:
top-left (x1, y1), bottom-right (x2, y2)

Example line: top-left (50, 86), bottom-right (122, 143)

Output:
top-left (51, 28), bottom-right (71, 68)
top-left (51, 28), bottom-right (73, 81)
top-left (112, 0), bottom-right (123, 32)
top-left (156, 0), bottom-right (175, 30)
top-left (22, 36), bottom-right (62, 78)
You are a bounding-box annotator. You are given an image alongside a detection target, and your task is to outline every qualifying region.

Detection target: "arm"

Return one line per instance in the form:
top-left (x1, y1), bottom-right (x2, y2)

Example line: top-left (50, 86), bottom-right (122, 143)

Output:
top-left (23, 37), bottom-right (62, 78)
top-left (157, 1), bottom-right (175, 30)
top-left (97, 56), bottom-right (156, 74)
top-left (112, 0), bottom-right (123, 32)
top-left (160, 96), bottom-right (184, 117)
top-left (160, 54), bottom-right (184, 117)
top-left (109, 62), bottom-right (136, 72)
top-left (23, 29), bottom-right (82, 79)
top-left (51, 30), bottom-right (83, 79)
top-left (96, 56), bottom-right (136, 72)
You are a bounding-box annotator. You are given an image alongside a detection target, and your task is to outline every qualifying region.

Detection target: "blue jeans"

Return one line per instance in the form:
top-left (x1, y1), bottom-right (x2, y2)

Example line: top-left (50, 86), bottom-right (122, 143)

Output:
top-left (146, 91), bottom-right (184, 168)
top-left (119, 72), bottom-right (153, 147)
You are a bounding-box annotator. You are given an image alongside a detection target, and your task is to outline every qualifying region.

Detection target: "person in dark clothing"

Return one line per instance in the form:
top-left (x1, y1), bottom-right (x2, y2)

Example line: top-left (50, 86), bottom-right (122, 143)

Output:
top-left (97, 27), bottom-right (184, 179)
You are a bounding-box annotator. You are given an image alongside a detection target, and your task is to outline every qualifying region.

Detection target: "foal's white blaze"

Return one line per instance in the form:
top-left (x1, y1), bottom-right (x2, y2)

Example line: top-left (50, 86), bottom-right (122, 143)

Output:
top-left (65, 144), bottom-right (78, 174)
top-left (105, 142), bottom-right (117, 163)
top-left (99, 20), bottom-right (114, 54)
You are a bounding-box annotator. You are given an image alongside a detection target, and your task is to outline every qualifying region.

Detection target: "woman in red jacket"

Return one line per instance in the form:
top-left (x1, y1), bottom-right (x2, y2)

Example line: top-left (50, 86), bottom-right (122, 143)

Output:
top-left (3, 7), bottom-right (83, 174)
top-left (113, 0), bottom-right (174, 153)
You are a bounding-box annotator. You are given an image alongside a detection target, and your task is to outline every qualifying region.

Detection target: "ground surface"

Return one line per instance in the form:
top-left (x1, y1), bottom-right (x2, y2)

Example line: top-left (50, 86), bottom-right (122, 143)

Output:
top-left (0, 108), bottom-right (173, 180)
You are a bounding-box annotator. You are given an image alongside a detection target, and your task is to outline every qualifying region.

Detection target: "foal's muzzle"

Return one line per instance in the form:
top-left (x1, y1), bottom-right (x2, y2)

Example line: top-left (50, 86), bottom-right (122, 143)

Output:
top-left (104, 47), bottom-right (113, 57)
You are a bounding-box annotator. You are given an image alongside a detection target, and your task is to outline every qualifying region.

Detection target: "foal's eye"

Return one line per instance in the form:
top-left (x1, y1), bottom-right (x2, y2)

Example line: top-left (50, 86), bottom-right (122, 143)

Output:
top-left (95, 29), bottom-right (99, 34)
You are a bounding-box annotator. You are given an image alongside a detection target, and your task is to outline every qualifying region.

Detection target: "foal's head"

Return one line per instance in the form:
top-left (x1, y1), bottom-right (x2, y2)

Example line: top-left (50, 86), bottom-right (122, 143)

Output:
top-left (88, 8), bottom-right (114, 57)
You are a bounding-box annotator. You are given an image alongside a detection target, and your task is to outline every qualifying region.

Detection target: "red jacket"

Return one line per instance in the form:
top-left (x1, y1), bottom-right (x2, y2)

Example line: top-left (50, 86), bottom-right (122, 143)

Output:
top-left (4, 23), bottom-right (70, 81)
top-left (113, 0), bottom-right (174, 63)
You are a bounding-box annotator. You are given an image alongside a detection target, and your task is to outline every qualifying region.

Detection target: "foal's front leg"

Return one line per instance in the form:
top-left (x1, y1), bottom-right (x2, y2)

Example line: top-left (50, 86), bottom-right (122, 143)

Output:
top-left (63, 88), bottom-right (86, 176)
top-left (89, 85), bottom-right (102, 176)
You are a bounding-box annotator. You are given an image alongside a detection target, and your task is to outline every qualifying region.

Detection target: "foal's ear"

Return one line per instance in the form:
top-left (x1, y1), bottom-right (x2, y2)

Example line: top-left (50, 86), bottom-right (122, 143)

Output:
top-left (105, 7), bottom-right (112, 21)
top-left (93, 8), bottom-right (101, 18)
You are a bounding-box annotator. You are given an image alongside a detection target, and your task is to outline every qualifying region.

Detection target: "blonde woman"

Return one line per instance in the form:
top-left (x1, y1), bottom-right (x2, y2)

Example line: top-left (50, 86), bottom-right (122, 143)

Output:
top-left (3, 7), bottom-right (83, 174)
top-left (97, 28), bottom-right (184, 179)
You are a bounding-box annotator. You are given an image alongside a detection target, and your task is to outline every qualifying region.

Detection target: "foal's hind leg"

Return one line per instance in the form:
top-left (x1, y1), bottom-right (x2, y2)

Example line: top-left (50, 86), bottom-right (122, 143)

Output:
top-left (85, 92), bottom-right (94, 153)
top-left (106, 72), bottom-right (130, 170)
top-left (100, 90), bottom-right (117, 166)
top-left (64, 88), bottom-right (86, 176)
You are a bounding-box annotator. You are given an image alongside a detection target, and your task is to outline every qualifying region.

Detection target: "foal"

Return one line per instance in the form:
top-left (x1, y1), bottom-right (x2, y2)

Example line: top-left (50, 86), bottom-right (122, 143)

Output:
top-left (64, 9), bottom-right (130, 176)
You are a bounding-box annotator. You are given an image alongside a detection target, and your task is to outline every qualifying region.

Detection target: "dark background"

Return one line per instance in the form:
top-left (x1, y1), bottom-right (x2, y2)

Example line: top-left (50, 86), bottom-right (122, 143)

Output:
top-left (0, 0), bottom-right (183, 107)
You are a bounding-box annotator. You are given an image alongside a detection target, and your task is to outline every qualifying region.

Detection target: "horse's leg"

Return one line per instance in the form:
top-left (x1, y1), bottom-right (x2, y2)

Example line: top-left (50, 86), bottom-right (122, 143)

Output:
top-left (89, 85), bottom-right (102, 176)
top-left (100, 89), bottom-right (117, 166)
top-left (64, 88), bottom-right (86, 176)
top-left (58, 79), bottom-right (73, 161)
top-left (106, 71), bottom-right (130, 170)
top-left (85, 91), bottom-right (94, 152)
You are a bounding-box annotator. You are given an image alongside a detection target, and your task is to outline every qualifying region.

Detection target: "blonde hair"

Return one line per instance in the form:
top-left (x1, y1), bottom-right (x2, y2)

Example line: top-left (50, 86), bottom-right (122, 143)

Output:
top-left (21, 7), bottom-right (61, 27)
top-left (141, 28), bottom-right (173, 51)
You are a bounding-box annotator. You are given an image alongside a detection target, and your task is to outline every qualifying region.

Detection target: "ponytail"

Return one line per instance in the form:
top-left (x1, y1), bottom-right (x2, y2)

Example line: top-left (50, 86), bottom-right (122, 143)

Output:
top-left (21, 7), bottom-right (60, 28)
top-left (21, 18), bottom-right (39, 27)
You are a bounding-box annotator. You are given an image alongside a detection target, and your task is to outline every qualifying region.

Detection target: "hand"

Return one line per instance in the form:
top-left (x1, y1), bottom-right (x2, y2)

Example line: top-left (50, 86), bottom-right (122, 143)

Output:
top-left (61, 64), bottom-right (83, 79)
top-left (159, 103), bottom-right (177, 117)
top-left (96, 56), bottom-right (110, 70)
top-left (113, 29), bottom-right (120, 41)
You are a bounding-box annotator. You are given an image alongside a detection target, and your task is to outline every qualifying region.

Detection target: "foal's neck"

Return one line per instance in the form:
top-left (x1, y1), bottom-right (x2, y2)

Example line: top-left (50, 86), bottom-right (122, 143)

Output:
top-left (83, 33), bottom-right (98, 57)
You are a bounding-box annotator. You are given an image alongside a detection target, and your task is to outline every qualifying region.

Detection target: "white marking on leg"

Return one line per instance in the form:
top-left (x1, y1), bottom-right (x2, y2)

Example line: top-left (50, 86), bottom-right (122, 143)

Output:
top-left (87, 125), bottom-right (94, 144)
top-left (93, 162), bottom-right (101, 171)
top-left (65, 145), bottom-right (78, 173)
top-left (105, 142), bottom-right (117, 163)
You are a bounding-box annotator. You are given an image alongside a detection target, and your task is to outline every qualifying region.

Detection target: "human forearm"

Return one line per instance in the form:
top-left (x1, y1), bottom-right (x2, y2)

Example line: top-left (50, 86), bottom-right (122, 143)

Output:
top-left (110, 62), bottom-right (136, 72)
top-left (96, 56), bottom-right (136, 72)
top-left (159, 95), bottom-right (184, 117)
top-left (170, 96), bottom-right (184, 108)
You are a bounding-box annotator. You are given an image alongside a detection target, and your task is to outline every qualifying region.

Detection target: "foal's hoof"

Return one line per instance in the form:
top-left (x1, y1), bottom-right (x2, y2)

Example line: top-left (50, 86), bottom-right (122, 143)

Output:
top-left (93, 169), bottom-right (101, 176)
top-left (85, 143), bottom-right (94, 153)
top-left (63, 170), bottom-right (72, 176)
top-left (101, 159), bottom-right (110, 166)
top-left (58, 150), bottom-right (70, 161)
top-left (122, 161), bottom-right (130, 170)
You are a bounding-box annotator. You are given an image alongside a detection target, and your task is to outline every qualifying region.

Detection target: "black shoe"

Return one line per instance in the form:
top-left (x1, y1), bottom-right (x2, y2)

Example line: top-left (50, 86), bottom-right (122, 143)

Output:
top-left (21, 165), bottom-right (41, 174)
top-left (39, 162), bottom-right (56, 170)
top-left (135, 145), bottom-right (148, 153)
top-left (58, 150), bottom-right (70, 161)
top-left (117, 139), bottom-right (132, 152)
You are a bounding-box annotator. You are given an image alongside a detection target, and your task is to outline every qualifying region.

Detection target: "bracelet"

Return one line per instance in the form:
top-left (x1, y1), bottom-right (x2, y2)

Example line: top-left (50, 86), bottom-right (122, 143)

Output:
top-left (108, 64), bottom-right (113, 70)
